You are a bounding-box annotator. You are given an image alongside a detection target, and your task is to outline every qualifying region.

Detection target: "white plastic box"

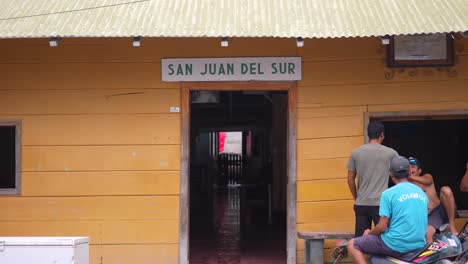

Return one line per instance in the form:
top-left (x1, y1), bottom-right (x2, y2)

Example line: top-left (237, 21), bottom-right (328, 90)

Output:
top-left (0, 237), bottom-right (89, 264)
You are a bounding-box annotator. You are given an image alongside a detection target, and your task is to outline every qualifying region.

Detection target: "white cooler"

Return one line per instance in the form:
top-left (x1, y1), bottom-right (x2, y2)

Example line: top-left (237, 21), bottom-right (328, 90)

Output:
top-left (0, 237), bottom-right (89, 264)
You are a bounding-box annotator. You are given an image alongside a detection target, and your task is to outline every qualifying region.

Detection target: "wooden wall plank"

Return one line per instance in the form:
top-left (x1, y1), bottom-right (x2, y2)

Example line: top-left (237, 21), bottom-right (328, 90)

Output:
top-left (1, 36), bottom-right (467, 64)
top-left (298, 136), bottom-right (363, 160)
top-left (2, 57), bottom-right (466, 91)
top-left (297, 221), bottom-right (353, 233)
top-left (91, 244), bottom-right (178, 264)
top-left (299, 56), bottom-right (468, 87)
top-left (102, 220), bottom-right (179, 244)
top-left (23, 145), bottom-right (180, 172)
top-left (11, 114), bottom-right (180, 145)
top-left (0, 220), bottom-right (101, 242)
top-left (456, 218), bottom-right (468, 230)
top-left (297, 179), bottom-right (352, 202)
top-left (297, 200), bottom-right (354, 223)
top-left (297, 115), bottom-right (363, 139)
top-left (0, 63), bottom-right (177, 90)
top-left (368, 101), bottom-right (468, 112)
top-left (454, 36), bottom-right (468, 55)
top-left (0, 196), bottom-right (179, 221)
top-left (298, 80), bottom-right (468, 107)
top-left (22, 171), bottom-right (180, 196)
top-left (298, 37), bottom-right (385, 61)
top-left (0, 38), bottom-right (297, 63)
top-left (297, 106), bottom-right (367, 119)
top-left (0, 89), bottom-right (179, 115)
top-left (298, 158), bottom-right (348, 180)
top-left (0, 220), bottom-right (179, 244)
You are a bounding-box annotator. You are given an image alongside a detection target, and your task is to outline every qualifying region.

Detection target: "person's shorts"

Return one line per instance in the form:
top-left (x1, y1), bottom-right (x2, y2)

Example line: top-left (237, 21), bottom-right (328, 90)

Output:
top-left (352, 235), bottom-right (403, 257)
top-left (428, 204), bottom-right (448, 230)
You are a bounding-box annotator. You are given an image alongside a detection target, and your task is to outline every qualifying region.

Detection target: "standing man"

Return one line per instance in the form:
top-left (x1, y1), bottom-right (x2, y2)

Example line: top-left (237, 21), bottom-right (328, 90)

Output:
top-left (461, 162), bottom-right (468, 192)
top-left (347, 121), bottom-right (398, 237)
top-left (407, 157), bottom-right (458, 239)
top-left (347, 156), bottom-right (428, 264)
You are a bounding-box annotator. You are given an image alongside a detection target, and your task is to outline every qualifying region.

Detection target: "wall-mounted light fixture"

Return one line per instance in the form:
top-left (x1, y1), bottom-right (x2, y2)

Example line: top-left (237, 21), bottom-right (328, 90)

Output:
top-left (379, 36), bottom-right (390, 45)
top-left (296, 37), bottom-right (304, 48)
top-left (221, 37), bottom-right (229, 47)
top-left (133, 36), bottom-right (142, 47)
top-left (49, 37), bottom-right (61, 47)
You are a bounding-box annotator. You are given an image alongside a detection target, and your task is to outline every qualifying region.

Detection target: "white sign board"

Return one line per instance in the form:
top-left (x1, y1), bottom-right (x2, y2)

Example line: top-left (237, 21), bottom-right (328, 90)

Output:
top-left (161, 57), bottom-right (301, 82)
top-left (394, 34), bottom-right (447, 60)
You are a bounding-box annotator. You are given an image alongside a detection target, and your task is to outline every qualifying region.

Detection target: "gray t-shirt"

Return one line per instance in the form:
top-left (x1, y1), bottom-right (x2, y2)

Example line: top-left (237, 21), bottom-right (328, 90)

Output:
top-left (347, 144), bottom-right (398, 206)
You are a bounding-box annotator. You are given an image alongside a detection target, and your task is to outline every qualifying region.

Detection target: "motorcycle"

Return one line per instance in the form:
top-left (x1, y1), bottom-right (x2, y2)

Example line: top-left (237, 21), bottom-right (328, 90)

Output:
top-left (329, 221), bottom-right (468, 264)
top-left (368, 221), bottom-right (468, 264)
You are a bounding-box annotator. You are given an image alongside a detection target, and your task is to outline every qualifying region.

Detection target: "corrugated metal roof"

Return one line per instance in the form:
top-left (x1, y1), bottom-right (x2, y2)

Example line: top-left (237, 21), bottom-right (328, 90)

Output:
top-left (0, 0), bottom-right (467, 38)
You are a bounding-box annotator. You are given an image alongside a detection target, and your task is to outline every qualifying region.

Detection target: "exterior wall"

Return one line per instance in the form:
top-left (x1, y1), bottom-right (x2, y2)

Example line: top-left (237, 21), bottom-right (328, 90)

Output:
top-left (0, 38), bottom-right (182, 263)
top-left (0, 36), bottom-right (467, 263)
top-left (295, 36), bottom-right (468, 262)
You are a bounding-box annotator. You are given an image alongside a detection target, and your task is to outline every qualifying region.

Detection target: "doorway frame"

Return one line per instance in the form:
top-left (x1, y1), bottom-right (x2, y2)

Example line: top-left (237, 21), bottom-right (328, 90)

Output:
top-left (365, 109), bottom-right (468, 141)
top-left (179, 81), bottom-right (297, 264)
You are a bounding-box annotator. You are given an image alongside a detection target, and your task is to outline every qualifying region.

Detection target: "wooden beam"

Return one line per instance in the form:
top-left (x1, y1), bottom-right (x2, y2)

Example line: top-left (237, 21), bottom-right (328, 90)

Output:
top-left (368, 109), bottom-right (468, 119)
top-left (287, 84), bottom-right (297, 264)
top-left (179, 86), bottom-right (190, 264)
top-left (366, 110), bottom-right (468, 143)
top-left (182, 81), bottom-right (293, 91)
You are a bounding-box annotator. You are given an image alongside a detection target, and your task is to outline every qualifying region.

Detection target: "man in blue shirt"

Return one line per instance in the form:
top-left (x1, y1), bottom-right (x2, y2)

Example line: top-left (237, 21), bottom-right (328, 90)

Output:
top-left (347, 156), bottom-right (428, 264)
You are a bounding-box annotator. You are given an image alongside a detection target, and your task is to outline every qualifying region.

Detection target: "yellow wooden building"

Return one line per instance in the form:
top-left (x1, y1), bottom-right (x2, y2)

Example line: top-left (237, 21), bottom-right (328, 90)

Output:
top-left (0, 1), bottom-right (467, 263)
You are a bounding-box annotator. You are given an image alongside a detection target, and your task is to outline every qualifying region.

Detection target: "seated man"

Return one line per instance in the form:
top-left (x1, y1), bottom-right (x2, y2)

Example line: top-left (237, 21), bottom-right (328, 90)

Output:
top-left (348, 156), bottom-right (428, 264)
top-left (407, 157), bottom-right (458, 239)
top-left (461, 162), bottom-right (468, 192)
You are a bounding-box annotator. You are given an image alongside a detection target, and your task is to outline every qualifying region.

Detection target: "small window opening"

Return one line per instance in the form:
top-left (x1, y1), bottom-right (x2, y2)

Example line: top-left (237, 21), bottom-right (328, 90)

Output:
top-left (0, 122), bottom-right (20, 194)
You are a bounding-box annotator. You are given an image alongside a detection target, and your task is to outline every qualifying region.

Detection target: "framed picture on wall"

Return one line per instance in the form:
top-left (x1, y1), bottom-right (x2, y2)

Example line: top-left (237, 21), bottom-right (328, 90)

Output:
top-left (387, 33), bottom-right (454, 67)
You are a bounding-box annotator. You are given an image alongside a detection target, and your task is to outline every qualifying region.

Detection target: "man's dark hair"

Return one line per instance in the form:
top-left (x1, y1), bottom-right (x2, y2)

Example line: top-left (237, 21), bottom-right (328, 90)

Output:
top-left (368, 121), bottom-right (385, 140)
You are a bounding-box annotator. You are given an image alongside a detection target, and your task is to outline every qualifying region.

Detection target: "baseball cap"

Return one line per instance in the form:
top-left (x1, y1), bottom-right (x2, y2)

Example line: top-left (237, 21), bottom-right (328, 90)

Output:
top-left (390, 156), bottom-right (410, 178)
top-left (408, 157), bottom-right (421, 168)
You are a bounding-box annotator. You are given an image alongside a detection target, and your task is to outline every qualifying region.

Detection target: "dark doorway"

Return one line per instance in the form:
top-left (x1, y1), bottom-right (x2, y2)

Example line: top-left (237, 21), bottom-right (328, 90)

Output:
top-left (189, 91), bottom-right (288, 264)
top-left (375, 117), bottom-right (468, 210)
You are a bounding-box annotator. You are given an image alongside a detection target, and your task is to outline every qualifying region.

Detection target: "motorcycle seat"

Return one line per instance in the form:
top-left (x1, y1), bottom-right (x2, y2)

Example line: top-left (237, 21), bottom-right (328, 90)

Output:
top-left (397, 244), bottom-right (430, 262)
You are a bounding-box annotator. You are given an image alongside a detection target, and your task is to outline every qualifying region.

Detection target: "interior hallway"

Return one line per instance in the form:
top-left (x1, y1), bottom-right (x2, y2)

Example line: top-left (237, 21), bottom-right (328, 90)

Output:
top-left (189, 186), bottom-right (286, 264)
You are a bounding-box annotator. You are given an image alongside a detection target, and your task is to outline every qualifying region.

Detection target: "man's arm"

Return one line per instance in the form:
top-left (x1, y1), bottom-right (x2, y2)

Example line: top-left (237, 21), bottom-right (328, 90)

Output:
top-left (366, 217), bottom-right (389, 236)
top-left (347, 170), bottom-right (357, 201)
top-left (461, 162), bottom-right (468, 192)
top-left (409, 173), bottom-right (433, 187)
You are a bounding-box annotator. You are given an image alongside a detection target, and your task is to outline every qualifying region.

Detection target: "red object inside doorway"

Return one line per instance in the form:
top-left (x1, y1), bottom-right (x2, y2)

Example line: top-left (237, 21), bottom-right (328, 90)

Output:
top-left (219, 132), bottom-right (226, 153)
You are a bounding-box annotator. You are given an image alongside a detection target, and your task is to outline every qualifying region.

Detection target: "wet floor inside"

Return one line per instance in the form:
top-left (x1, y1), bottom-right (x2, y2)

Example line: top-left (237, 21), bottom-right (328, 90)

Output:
top-left (190, 186), bottom-right (286, 264)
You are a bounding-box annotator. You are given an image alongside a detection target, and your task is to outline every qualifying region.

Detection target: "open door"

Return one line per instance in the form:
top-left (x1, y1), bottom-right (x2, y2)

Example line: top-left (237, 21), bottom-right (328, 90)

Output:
top-left (179, 82), bottom-right (297, 264)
